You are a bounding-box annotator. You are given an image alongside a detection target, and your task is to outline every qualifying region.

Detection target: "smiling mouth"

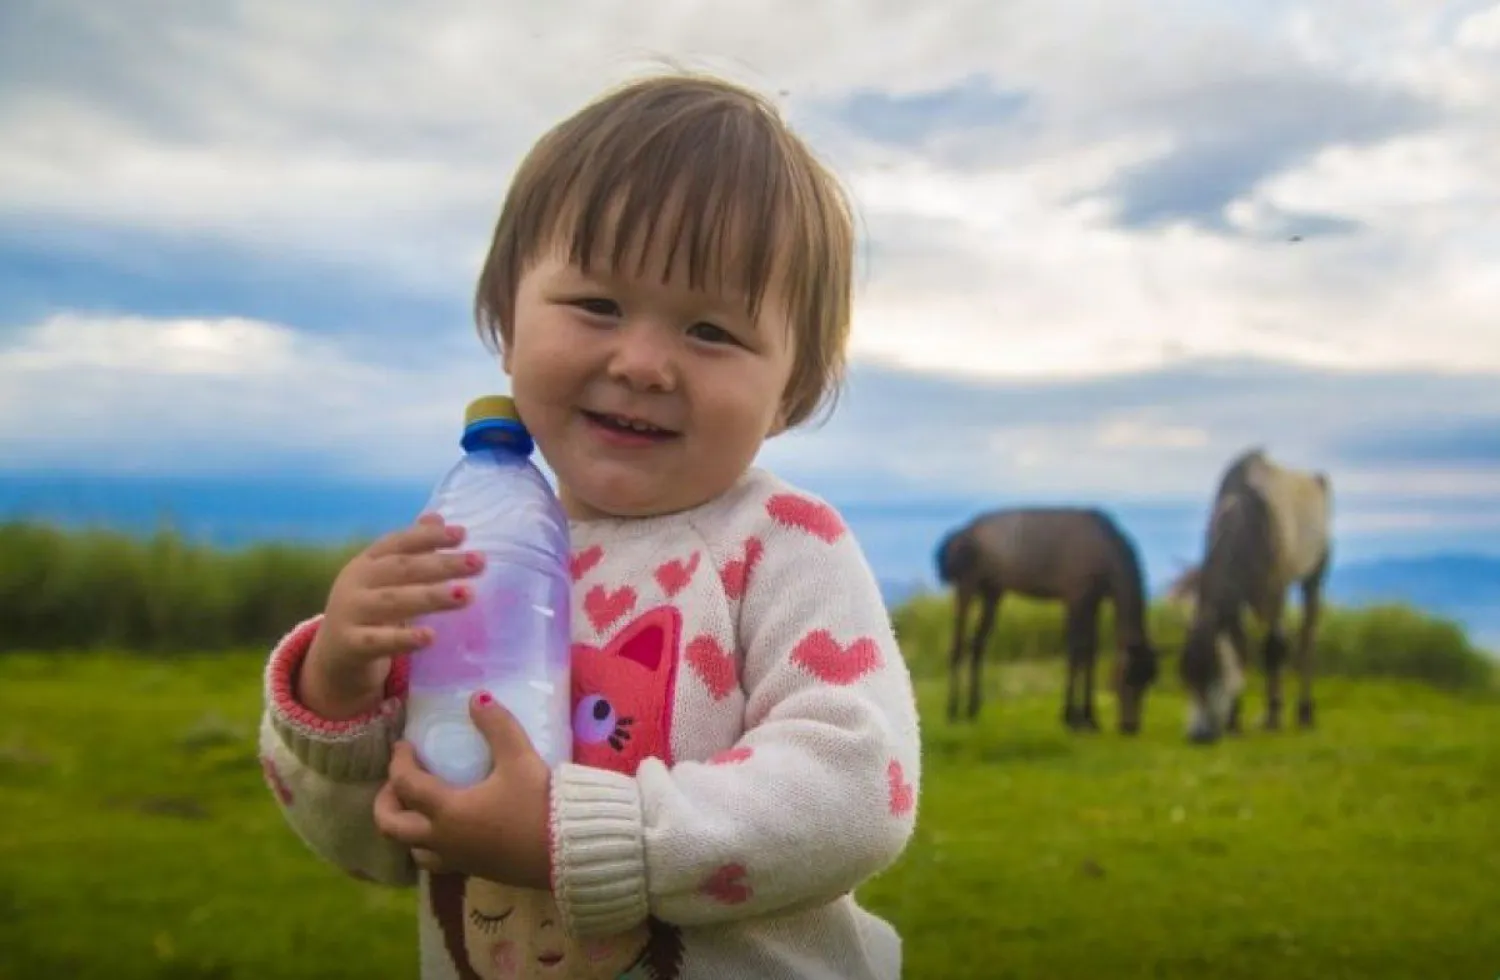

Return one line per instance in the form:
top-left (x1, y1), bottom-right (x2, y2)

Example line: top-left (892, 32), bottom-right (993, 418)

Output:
top-left (537, 951), bottom-right (565, 968)
top-left (583, 410), bottom-right (678, 439)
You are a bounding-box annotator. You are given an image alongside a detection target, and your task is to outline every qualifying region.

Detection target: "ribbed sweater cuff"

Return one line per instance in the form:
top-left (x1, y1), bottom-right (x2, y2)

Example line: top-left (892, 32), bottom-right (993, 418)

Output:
top-left (551, 764), bottom-right (648, 936)
top-left (263, 615), bottom-right (408, 783)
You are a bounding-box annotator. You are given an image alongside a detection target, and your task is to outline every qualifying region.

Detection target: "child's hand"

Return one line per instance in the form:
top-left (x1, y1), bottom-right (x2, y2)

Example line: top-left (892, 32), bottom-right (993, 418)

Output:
top-left (299, 513), bottom-right (482, 720)
top-left (373, 691), bottom-right (554, 891)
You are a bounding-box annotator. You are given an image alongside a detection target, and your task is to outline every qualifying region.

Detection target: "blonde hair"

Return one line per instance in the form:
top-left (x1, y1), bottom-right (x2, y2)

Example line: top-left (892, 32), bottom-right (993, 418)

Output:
top-left (474, 71), bottom-right (854, 429)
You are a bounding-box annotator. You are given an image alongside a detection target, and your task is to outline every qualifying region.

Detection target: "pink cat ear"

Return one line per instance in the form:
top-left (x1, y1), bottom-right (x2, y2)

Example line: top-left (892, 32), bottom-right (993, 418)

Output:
top-left (614, 606), bottom-right (680, 672)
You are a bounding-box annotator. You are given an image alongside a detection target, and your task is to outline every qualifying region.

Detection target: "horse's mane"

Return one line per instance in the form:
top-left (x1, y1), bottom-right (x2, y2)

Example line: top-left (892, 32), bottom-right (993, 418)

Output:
top-left (1088, 509), bottom-right (1148, 629)
top-left (1197, 455), bottom-right (1275, 621)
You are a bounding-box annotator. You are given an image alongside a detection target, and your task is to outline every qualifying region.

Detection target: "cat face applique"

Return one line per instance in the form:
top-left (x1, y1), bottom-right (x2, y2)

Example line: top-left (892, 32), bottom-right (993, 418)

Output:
top-left (431, 606), bottom-right (686, 979)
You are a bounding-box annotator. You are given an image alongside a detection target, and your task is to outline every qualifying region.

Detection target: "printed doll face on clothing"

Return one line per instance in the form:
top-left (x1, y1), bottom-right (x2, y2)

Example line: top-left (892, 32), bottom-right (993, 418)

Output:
top-left (459, 877), bottom-right (642, 979)
top-left (501, 220), bottom-right (796, 522)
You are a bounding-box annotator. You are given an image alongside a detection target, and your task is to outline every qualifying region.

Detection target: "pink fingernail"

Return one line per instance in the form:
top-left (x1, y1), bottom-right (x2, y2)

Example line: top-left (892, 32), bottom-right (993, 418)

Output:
top-left (475, 690), bottom-right (494, 707)
top-left (465, 552), bottom-right (484, 571)
top-left (451, 585), bottom-right (469, 602)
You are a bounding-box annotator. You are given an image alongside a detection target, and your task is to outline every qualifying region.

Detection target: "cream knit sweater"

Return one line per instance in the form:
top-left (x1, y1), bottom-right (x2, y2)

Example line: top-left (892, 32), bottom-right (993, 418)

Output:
top-left (258, 467), bottom-right (922, 979)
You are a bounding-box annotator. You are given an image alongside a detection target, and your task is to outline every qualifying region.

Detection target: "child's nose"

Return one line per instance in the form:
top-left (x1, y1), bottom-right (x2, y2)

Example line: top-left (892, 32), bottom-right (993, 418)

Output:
top-left (607, 323), bottom-right (677, 391)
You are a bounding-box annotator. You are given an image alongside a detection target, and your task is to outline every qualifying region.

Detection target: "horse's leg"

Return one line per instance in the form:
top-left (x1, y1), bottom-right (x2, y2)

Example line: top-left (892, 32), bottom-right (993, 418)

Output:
top-left (1224, 615), bottom-right (1250, 735)
top-left (946, 585), bottom-right (973, 723)
top-left (1079, 598), bottom-right (1101, 732)
top-left (1060, 602), bottom-right (1078, 729)
top-left (1260, 593), bottom-right (1289, 731)
top-left (1295, 561), bottom-right (1328, 729)
top-left (968, 590), bottom-right (1000, 720)
top-left (1062, 601), bottom-right (1098, 731)
top-left (1062, 612), bottom-right (1074, 726)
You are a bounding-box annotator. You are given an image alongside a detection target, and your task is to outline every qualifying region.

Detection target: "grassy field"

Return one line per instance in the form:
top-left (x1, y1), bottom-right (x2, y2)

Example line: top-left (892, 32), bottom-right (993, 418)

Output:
top-left (1, 650), bottom-right (1496, 980)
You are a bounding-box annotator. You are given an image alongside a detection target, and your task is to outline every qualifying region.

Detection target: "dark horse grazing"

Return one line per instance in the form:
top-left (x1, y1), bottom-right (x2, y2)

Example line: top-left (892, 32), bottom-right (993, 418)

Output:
top-left (935, 507), bottom-right (1160, 733)
top-left (1179, 448), bottom-right (1332, 744)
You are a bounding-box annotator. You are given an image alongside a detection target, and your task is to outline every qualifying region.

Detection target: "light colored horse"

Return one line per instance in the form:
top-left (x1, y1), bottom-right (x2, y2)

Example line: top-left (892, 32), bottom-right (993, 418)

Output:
top-left (1178, 447), bottom-right (1332, 744)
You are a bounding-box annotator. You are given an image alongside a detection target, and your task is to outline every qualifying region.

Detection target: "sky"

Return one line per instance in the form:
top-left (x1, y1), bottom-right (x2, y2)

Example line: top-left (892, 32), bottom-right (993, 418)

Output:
top-left (3, 0), bottom-right (1499, 597)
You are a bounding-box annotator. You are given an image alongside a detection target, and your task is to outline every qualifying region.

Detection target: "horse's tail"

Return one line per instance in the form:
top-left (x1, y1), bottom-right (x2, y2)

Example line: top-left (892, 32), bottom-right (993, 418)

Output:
top-left (935, 527), bottom-right (978, 585)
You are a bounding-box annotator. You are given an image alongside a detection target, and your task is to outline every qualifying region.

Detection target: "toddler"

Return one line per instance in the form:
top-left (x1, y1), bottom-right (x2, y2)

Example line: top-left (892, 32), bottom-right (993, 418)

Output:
top-left (258, 70), bottom-right (922, 980)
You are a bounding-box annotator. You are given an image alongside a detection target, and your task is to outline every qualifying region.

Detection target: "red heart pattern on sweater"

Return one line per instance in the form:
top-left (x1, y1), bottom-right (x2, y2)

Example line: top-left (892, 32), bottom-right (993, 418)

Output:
top-left (719, 536), bottom-right (764, 600)
top-left (708, 746), bottom-right (753, 766)
top-left (767, 493), bottom-right (845, 543)
top-left (887, 759), bottom-right (915, 817)
top-left (584, 584), bottom-right (637, 632)
top-left (654, 551), bottom-right (700, 597)
top-left (791, 630), bottom-right (882, 685)
top-left (686, 635), bottom-right (736, 700)
top-left (569, 545), bottom-right (603, 582)
top-left (700, 863), bottom-right (752, 905)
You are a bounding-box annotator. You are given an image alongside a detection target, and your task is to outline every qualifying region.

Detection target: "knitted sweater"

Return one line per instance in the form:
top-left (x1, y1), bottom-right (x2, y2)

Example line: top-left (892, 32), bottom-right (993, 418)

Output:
top-left (258, 467), bottom-right (922, 980)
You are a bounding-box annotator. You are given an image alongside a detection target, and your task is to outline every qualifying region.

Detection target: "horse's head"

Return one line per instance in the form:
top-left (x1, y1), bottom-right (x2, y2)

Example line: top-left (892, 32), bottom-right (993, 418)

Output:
top-left (1178, 614), bottom-right (1244, 744)
top-left (1175, 487), bottom-right (1263, 744)
top-left (1112, 639), bottom-right (1159, 735)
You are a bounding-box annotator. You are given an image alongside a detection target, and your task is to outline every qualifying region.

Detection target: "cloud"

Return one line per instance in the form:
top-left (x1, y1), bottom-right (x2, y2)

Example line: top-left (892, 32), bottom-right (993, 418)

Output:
top-left (1103, 71), bottom-right (1437, 230)
top-left (3, 0), bottom-right (1500, 575)
top-left (761, 356), bottom-right (1500, 507)
top-left (832, 75), bottom-right (1029, 147)
top-left (2, 0), bottom-right (1495, 386)
top-left (9, 309), bottom-right (1497, 509)
top-left (1333, 417), bottom-right (1500, 469)
top-left (0, 312), bottom-right (504, 479)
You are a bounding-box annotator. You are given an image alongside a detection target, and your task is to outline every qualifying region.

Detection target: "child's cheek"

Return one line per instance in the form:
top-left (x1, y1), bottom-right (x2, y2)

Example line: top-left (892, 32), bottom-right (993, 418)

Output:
top-left (490, 940), bottom-right (518, 978)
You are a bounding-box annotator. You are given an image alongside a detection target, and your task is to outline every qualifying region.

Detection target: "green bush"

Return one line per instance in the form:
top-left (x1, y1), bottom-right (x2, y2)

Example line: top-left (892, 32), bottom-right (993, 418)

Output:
top-left (1, 520), bottom-right (1493, 694)
top-left (0, 520), bottom-right (358, 653)
top-left (894, 588), bottom-right (1494, 692)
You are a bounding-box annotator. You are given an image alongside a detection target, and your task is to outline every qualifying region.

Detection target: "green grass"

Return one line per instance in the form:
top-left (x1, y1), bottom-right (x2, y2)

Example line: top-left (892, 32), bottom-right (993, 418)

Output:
top-left (1, 652), bottom-right (1496, 979)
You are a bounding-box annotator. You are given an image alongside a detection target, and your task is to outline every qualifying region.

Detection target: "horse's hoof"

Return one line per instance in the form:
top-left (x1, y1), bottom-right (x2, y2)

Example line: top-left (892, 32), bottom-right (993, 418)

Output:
top-left (1297, 702), bottom-right (1315, 728)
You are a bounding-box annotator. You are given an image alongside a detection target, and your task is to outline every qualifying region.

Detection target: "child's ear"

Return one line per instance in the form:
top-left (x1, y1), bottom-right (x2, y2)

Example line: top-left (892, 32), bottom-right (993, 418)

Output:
top-left (500, 337), bottom-right (514, 375)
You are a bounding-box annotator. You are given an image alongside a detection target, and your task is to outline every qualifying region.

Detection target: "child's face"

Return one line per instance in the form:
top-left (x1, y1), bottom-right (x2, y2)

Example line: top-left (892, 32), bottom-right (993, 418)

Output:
top-left (503, 227), bottom-right (797, 521)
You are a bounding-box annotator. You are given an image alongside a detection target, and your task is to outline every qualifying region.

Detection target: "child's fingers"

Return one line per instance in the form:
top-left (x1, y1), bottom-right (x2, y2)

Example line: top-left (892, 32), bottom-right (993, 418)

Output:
top-left (388, 741), bottom-right (451, 815)
top-left (373, 779), bottom-right (435, 848)
top-left (364, 518), bottom-right (466, 560)
top-left (351, 581), bottom-right (470, 625)
top-left (340, 624), bottom-right (434, 659)
top-left (365, 548), bottom-right (483, 589)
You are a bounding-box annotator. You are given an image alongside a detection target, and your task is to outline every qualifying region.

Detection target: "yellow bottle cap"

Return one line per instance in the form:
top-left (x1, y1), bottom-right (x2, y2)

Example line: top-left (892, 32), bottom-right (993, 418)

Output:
top-left (464, 395), bottom-right (520, 427)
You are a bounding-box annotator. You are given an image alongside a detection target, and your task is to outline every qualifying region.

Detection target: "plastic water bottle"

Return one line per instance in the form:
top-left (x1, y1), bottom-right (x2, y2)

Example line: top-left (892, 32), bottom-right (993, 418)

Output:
top-left (403, 395), bottom-right (572, 786)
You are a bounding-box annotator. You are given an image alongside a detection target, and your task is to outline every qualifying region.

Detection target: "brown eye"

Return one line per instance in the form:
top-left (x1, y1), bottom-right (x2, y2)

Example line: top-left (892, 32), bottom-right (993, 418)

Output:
top-left (573, 298), bottom-right (621, 318)
top-left (688, 322), bottom-right (738, 345)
